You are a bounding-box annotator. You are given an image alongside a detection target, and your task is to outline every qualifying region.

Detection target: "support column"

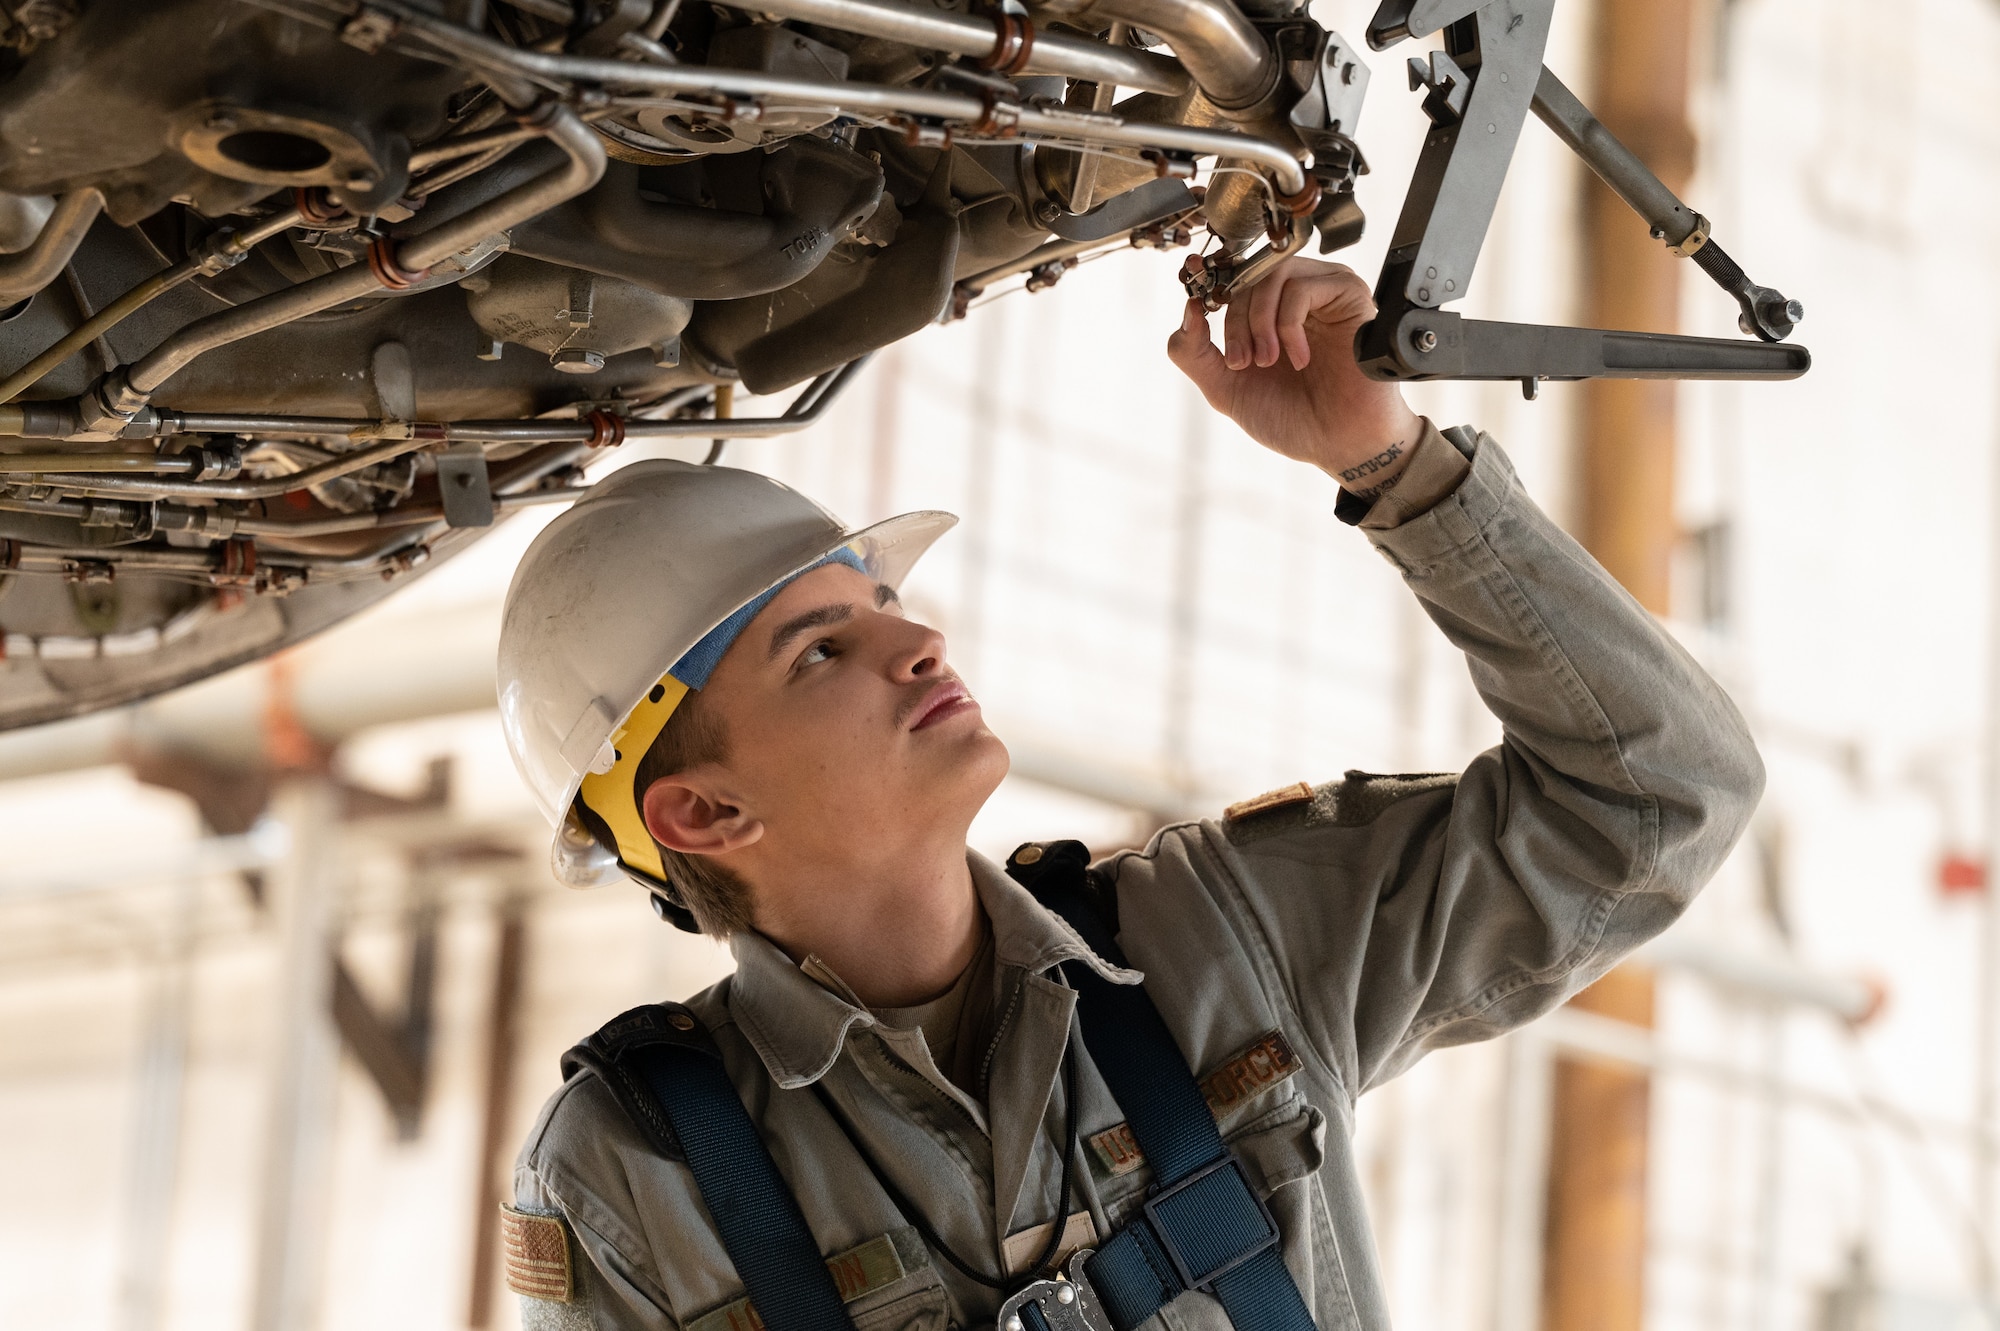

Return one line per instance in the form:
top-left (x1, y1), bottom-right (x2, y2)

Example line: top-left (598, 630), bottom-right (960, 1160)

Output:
top-left (467, 898), bottom-right (529, 1329)
top-left (1545, 3), bottom-right (1698, 1329)
top-left (1575, 0), bottom-right (1698, 614)
top-left (248, 778), bottom-right (341, 1331)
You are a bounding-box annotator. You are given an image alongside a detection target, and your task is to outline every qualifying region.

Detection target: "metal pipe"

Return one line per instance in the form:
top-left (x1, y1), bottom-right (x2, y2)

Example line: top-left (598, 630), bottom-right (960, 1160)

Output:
top-left (390, 3), bottom-right (1307, 191)
top-left (1087, 0), bottom-right (1276, 112)
top-left (21, 358), bottom-right (865, 497)
top-left (0, 206), bottom-right (306, 406)
top-left (0, 452), bottom-right (194, 473)
top-left (401, 109), bottom-right (606, 270)
top-left (959, 233), bottom-right (1118, 296)
top-left (122, 108), bottom-right (605, 397)
top-left (29, 435), bottom-right (434, 500)
top-left (735, 0), bottom-right (1186, 95)
top-left (230, 487), bottom-right (586, 536)
top-left (0, 189), bottom-right (105, 307)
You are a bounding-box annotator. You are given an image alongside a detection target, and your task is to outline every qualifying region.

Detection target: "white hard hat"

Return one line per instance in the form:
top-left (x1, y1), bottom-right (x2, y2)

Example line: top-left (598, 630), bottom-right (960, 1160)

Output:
top-left (497, 458), bottom-right (955, 890)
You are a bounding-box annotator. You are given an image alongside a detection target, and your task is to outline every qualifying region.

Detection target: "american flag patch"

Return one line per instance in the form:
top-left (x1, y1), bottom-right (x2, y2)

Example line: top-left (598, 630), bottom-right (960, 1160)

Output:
top-left (1088, 1030), bottom-right (1302, 1177)
top-left (501, 1205), bottom-right (574, 1303)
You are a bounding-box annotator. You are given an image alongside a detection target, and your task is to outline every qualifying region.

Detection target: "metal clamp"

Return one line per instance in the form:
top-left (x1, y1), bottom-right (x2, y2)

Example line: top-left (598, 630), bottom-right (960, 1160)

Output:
top-left (997, 1250), bottom-right (1111, 1331)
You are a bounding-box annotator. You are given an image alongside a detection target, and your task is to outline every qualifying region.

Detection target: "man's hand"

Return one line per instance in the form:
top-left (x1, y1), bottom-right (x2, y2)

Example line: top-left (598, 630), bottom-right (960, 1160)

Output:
top-left (1167, 257), bottom-right (1424, 495)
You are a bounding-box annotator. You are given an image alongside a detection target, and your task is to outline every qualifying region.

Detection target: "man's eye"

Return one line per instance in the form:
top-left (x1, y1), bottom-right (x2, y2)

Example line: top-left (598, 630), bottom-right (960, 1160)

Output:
top-left (800, 639), bottom-right (837, 666)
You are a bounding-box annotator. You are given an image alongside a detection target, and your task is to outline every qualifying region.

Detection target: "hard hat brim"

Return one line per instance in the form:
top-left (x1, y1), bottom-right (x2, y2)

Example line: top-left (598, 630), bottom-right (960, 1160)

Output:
top-left (546, 506), bottom-right (958, 890)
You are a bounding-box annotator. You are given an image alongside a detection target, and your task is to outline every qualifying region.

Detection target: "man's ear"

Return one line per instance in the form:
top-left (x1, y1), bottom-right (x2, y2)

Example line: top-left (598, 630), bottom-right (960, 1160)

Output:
top-left (640, 769), bottom-right (764, 856)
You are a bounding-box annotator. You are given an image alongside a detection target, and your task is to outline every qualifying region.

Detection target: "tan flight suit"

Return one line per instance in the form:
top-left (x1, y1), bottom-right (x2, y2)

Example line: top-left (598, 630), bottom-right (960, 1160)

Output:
top-left (505, 426), bottom-right (1765, 1331)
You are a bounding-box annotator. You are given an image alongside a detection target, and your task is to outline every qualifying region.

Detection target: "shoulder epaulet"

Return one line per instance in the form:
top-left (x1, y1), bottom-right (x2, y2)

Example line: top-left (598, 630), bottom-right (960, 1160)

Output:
top-left (559, 1002), bottom-right (718, 1162)
top-left (1220, 770), bottom-right (1459, 841)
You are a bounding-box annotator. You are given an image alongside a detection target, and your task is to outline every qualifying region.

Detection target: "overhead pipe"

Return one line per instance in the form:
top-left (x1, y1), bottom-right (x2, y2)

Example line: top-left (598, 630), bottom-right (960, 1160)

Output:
top-left (1085, 0), bottom-right (1278, 112)
top-left (384, 2), bottom-right (1308, 192)
top-left (118, 109), bottom-right (604, 401)
top-left (0, 188), bottom-right (105, 307)
top-left (731, 0), bottom-right (1188, 96)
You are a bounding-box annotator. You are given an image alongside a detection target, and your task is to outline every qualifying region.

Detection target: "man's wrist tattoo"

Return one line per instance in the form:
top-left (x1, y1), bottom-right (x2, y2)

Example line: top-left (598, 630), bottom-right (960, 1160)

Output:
top-left (1338, 441), bottom-right (1406, 499)
top-left (1338, 441), bottom-right (1404, 483)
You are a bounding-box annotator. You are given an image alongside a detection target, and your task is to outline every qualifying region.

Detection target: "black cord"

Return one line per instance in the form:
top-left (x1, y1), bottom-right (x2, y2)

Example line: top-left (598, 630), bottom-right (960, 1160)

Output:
top-left (809, 1038), bottom-right (1082, 1291)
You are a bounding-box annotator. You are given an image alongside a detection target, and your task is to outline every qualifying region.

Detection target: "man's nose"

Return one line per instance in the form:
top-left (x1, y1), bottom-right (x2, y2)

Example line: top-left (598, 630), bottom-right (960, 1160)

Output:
top-left (884, 616), bottom-right (948, 680)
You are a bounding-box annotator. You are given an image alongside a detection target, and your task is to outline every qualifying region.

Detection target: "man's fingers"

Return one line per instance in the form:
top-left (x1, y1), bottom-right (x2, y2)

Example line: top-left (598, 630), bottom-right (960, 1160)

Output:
top-left (1166, 299), bottom-right (1231, 405)
top-left (1274, 276), bottom-right (1324, 371)
top-left (1221, 296), bottom-right (1252, 371)
top-left (1245, 270), bottom-right (1289, 368)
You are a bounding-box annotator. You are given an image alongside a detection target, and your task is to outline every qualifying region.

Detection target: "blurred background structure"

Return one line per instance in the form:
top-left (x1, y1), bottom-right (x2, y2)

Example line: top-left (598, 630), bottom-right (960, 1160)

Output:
top-left (1, 0), bottom-right (1994, 1329)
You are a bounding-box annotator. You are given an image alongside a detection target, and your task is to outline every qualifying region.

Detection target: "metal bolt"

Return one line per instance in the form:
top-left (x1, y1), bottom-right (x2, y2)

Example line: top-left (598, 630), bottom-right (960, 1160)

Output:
top-left (552, 347), bottom-right (606, 374)
top-left (668, 1011), bottom-right (695, 1031)
top-left (1783, 299), bottom-right (1805, 323)
top-left (1414, 329), bottom-right (1438, 353)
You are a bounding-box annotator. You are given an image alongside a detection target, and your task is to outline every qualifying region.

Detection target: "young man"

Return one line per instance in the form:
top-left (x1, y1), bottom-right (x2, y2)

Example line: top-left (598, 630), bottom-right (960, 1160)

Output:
top-left (494, 258), bottom-right (1763, 1331)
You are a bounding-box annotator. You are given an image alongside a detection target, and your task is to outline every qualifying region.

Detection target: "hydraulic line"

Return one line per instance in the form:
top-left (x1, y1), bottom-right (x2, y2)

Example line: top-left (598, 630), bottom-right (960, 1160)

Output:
top-left (730, 0), bottom-right (1187, 95)
top-left (384, 3), bottom-right (1310, 194)
top-left (1088, 0), bottom-right (1277, 112)
top-left (0, 207), bottom-right (305, 406)
top-left (3, 358), bottom-right (867, 498)
top-left (113, 106), bottom-right (604, 400)
top-left (0, 189), bottom-right (105, 308)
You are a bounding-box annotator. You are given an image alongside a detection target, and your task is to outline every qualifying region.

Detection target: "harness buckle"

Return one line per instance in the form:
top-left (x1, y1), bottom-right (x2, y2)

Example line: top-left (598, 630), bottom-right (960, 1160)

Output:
top-left (1141, 1156), bottom-right (1281, 1293)
top-left (997, 1249), bottom-right (1112, 1331)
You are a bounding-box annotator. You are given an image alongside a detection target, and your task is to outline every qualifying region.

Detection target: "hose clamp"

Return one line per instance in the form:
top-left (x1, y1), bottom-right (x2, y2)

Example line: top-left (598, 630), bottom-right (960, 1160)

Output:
top-left (367, 236), bottom-right (428, 291)
top-left (981, 12), bottom-right (1035, 77)
top-left (585, 409), bottom-right (627, 450)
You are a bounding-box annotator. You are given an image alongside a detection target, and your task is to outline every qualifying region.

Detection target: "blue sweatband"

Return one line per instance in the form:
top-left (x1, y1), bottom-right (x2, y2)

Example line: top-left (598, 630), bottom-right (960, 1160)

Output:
top-left (667, 547), bottom-right (869, 690)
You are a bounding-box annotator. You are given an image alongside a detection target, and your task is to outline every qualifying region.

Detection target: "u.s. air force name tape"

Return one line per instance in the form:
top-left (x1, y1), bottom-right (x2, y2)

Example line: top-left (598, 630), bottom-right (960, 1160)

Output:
top-left (1088, 1029), bottom-right (1303, 1178)
top-left (687, 1228), bottom-right (928, 1331)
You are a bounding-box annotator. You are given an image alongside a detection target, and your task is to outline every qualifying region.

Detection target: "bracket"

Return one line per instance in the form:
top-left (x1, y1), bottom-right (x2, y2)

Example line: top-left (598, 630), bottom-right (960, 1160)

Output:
top-left (1355, 0), bottom-right (1810, 386)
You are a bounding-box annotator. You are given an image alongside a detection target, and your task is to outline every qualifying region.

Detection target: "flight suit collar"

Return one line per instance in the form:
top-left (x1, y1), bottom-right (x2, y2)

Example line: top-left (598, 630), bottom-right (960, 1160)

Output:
top-left (725, 849), bottom-right (1140, 1091)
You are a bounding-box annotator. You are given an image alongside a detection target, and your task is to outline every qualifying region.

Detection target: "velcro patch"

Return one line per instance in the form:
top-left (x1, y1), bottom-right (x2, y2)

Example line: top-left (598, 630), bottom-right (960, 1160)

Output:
top-left (1088, 1030), bottom-right (1303, 1178)
top-left (1223, 782), bottom-right (1316, 823)
top-left (501, 1205), bottom-right (574, 1303)
top-left (688, 1232), bottom-right (909, 1331)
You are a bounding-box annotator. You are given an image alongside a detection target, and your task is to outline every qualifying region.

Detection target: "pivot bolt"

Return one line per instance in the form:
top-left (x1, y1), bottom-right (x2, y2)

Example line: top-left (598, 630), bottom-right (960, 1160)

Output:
top-left (1056, 1285), bottom-right (1076, 1305)
top-left (1413, 329), bottom-right (1438, 353)
top-left (552, 348), bottom-right (606, 374)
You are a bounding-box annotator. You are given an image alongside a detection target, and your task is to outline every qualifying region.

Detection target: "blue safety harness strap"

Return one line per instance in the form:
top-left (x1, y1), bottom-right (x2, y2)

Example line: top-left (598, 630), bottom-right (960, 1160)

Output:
top-left (1008, 842), bottom-right (1317, 1331)
top-left (563, 1004), bottom-right (855, 1331)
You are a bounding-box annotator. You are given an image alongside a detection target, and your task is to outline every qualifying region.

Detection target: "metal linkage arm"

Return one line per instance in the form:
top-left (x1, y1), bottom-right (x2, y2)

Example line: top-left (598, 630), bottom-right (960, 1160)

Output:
top-left (1354, 0), bottom-right (1810, 386)
top-left (1367, 309), bottom-right (1811, 389)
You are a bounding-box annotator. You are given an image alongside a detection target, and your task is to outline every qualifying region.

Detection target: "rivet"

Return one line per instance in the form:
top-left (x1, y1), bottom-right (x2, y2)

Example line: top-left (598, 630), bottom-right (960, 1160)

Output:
top-left (1445, 279), bottom-right (1456, 292)
top-left (668, 1011), bottom-right (695, 1031)
top-left (1015, 845), bottom-right (1044, 865)
top-left (1007, 1319), bottom-right (1024, 1331)
top-left (1417, 288), bottom-right (1431, 301)
top-left (1057, 1286), bottom-right (1077, 1305)
top-left (1425, 266), bottom-right (1437, 279)
top-left (1486, 123), bottom-right (1496, 133)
